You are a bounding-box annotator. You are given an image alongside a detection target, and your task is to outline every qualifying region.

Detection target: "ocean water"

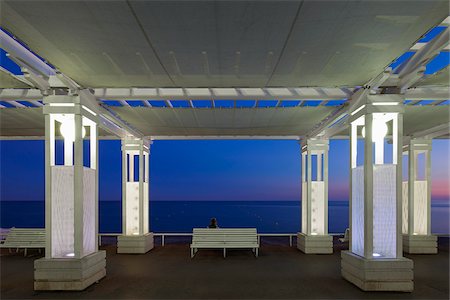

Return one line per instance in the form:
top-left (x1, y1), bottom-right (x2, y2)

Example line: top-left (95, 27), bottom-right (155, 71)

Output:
top-left (0, 201), bottom-right (449, 234)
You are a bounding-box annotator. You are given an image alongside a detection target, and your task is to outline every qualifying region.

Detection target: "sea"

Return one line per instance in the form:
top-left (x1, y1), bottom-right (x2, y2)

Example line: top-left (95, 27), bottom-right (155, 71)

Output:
top-left (0, 201), bottom-right (449, 234)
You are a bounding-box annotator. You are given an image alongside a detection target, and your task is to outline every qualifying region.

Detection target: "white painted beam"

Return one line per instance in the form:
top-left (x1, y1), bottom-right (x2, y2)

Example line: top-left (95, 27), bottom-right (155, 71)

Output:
top-left (7, 100), bottom-right (26, 108)
top-left (0, 30), bottom-right (55, 77)
top-left (92, 87), bottom-right (353, 101)
top-left (0, 89), bottom-right (42, 100)
top-left (397, 27), bottom-right (449, 77)
top-left (405, 87), bottom-right (450, 101)
top-left (149, 135), bottom-right (301, 140)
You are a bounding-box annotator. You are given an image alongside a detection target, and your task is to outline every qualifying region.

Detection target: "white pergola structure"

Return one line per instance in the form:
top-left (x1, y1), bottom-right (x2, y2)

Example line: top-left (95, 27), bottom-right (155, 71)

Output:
top-left (297, 139), bottom-right (332, 254)
top-left (118, 138), bottom-right (153, 254)
top-left (402, 139), bottom-right (437, 254)
top-left (35, 91), bottom-right (106, 290)
top-left (0, 0), bottom-right (449, 293)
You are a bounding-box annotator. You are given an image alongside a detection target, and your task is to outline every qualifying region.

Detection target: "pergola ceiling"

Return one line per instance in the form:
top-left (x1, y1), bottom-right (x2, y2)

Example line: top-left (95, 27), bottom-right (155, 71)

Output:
top-left (109, 106), bottom-right (334, 136)
top-left (1, 105), bottom-right (448, 138)
top-left (1, 0), bottom-right (448, 88)
top-left (0, 72), bottom-right (29, 88)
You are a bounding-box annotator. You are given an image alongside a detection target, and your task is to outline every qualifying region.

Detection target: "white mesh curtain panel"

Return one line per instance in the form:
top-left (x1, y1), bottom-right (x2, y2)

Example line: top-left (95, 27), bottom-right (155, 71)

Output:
top-left (83, 168), bottom-right (96, 257)
top-left (414, 181), bottom-right (428, 234)
top-left (52, 166), bottom-right (74, 258)
top-left (144, 183), bottom-right (149, 234)
top-left (402, 182), bottom-right (408, 234)
top-left (126, 182), bottom-right (140, 235)
top-left (301, 182), bottom-right (307, 234)
top-left (352, 166), bottom-right (364, 257)
top-left (373, 165), bottom-right (396, 258)
top-left (311, 182), bottom-right (325, 234)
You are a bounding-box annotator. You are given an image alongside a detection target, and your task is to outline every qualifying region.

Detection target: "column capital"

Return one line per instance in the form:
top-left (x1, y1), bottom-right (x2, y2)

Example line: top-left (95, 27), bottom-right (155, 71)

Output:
top-left (122, 138), bottom-right (151, 154)
top-left (403, 138), bottom-right (432, 152)
top-left (300, 138), bottom-right (329, 153)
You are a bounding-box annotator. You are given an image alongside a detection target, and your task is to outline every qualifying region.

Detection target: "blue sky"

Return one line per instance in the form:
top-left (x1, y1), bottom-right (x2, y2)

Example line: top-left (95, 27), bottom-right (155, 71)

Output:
top-left (1, 139), bottom-right (448, 202)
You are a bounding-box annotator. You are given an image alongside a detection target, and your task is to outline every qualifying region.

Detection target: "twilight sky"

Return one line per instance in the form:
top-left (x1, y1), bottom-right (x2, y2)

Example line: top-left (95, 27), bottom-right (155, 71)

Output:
top-left (0, 139), bottom-right (448, 202)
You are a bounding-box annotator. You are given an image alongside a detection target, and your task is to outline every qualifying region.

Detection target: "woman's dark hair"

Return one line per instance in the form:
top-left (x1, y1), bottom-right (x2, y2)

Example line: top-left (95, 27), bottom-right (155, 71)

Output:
top-left (208, 218), bottom-right (218, 228)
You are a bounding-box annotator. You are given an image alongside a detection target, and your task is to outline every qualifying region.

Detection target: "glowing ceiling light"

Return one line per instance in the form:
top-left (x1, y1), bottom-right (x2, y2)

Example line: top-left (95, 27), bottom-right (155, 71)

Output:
top-left (65, 252), bottom-right (75, 257)
top-left (372, 253), bottom-right (381, 257)
top-left (362, 121), bottom-right (388, 141)
top-left (60, 121), bottom-right (86, 142)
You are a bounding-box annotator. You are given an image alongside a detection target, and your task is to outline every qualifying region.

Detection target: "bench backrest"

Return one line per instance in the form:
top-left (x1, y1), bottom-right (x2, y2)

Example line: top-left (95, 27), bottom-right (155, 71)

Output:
top-left (2, 228), bottom-right (46, 246)
top-left (192, 228), bottom-right (258, 244)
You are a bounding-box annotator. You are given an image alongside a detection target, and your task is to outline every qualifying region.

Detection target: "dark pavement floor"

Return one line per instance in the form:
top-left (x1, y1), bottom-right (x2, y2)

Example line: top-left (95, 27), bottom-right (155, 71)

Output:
top-left (1, 237), bottom-right (448, 299)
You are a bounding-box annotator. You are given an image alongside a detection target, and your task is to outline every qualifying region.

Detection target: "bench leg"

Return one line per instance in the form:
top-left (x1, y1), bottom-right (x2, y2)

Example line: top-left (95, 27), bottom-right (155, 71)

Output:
top-left (256, 248), bottom-right (258, 257)
top-left (223, 248), bottom-right (226, 258)
top-left (24, 248), bottom-right (27, 257)
top-left (191, 248), bottom-right (193, 258)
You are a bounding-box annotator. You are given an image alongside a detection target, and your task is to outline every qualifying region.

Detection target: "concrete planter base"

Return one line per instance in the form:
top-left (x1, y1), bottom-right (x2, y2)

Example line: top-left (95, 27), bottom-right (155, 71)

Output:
top-left (341, 251), bottom-right (413, 292)
top-left (297, 233), bottom-right (333, 254)
top-left (117, 232), bottom-right (154, 254)
top-left (34, 251), bottom-right (106, 291)
top-left (403, 234), bottom-right (437, 254)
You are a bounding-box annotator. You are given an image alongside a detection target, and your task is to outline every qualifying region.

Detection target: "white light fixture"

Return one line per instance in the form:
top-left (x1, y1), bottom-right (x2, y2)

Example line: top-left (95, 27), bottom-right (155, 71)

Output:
top-left (372, 253), bottom-right (381, 257)
top-left (65, 252), bottom-right (75, 257)
top-left (311, 232), bottom-right (318, 236)
top-left (362, 121), bottom-right (388, 141)
top-left (372, 102), bottom-right (399, 106)
top-left (132, 232), bottom-right (139, 236)
top-left (60, 121), bottom-right (86, 142)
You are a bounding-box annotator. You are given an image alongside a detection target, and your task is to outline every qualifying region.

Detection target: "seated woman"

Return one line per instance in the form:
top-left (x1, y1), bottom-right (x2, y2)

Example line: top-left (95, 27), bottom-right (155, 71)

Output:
top-left (208, 217), bottom-right (218, 228)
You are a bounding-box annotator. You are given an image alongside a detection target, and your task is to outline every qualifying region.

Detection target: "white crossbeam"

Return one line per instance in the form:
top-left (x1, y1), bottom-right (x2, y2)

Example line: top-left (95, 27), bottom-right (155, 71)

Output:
top-left (397, 27), bottom-right (449, 78)
top-left (1, 87), bottom-right (447, 103)
top-left (408, 122), bottom-right (450, 140)
top-left (92, 87), bottom-right (353, 101)
top-left (149, 135), bottom-right (301, 140)
top-left (0, 30), bottom-right (55, 77)
top-left (405, 87), bottom-right (450, 101)
top-left (7, 100), bottom-right (26, 108)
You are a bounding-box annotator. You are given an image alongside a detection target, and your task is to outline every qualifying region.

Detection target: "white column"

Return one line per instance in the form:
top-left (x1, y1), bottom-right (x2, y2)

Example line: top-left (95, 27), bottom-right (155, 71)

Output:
top-left (297, 139), bottom-right (332, 254)
top-left (341, 93), bottom-right (413, 292)
top-left (35, 91), bottom-right (106, 291)
top-left (117, 139), bottom-right (154, 254)
top-left (403, 139), bottom-right (436, 254)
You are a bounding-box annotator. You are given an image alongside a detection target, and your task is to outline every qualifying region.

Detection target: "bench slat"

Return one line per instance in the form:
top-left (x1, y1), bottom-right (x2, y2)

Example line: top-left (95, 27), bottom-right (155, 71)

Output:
top-left (1, 228), bottom-right (45, 249)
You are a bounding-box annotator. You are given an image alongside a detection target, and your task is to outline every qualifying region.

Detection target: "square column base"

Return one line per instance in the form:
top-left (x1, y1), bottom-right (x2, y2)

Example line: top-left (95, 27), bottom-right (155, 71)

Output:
top-left (341, 251), bottom-right (413, 292)
top-left (297, 233), bottom-right (333, 254)
top-left (403, 234), bottom-right (437, 254)
top-left (117, 232), bottom-right (154, 254)
top-left (34, 251), bottom-right (106, 291)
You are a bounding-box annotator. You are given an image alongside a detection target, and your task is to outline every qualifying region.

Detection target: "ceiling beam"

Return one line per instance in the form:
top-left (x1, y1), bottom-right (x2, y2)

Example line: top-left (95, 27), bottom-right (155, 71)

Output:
top-left (92, 87), bottom-right (352, 101)
top-left (149, 135), bottom-right (301, 141)
top-left (0, 30), bottom-right (55, 78)
top-left (405, 87), bottom-right (450, 101)
top-left (2, 87), bottom-right (448, 103)
top-left (404, 123), bottom-right (450, 143)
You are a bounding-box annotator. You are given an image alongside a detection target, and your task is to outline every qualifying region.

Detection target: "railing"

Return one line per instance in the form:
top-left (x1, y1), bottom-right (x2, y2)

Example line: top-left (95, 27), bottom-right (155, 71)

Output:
top-left (99, 233), bottom-right (299, 247)
top-left (98, 232), bottom-right (450, 247)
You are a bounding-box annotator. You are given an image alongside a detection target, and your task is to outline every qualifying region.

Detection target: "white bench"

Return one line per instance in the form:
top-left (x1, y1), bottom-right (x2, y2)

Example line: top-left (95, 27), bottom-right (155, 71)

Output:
top-left (0, 228), bottom-right (45, 256)
top-left (190, 228), bottom-right (259, 258)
